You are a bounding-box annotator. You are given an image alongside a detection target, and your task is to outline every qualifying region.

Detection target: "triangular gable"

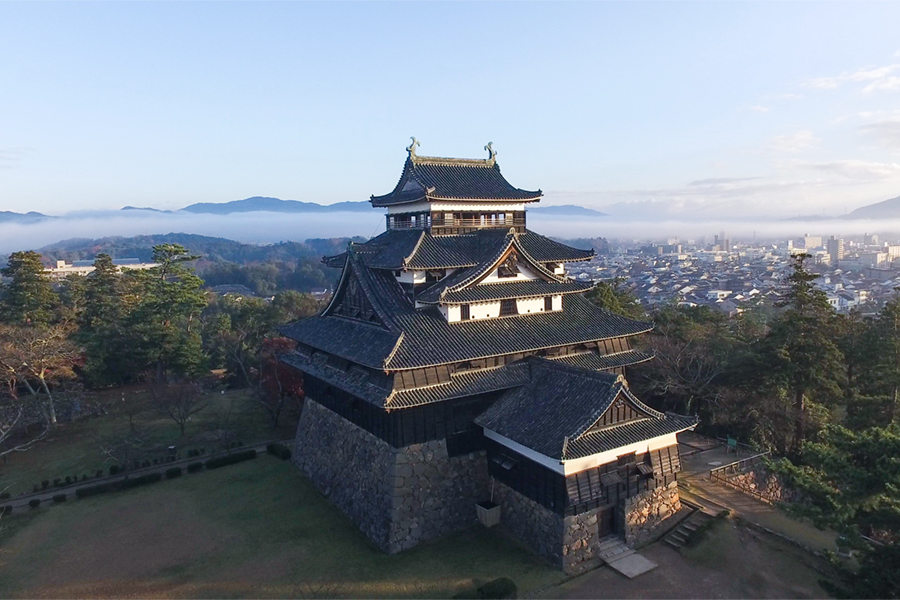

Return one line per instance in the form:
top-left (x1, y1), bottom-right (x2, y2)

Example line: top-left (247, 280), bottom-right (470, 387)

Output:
top-left (572, 386), bottom-right (663, 440)
top-left (322, 252), bottom-right (387, 327)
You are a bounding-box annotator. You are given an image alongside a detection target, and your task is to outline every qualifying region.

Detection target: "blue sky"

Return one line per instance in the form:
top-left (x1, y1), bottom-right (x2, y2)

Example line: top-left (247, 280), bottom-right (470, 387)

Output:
top-left (2, 2), bottom-right (900, 220)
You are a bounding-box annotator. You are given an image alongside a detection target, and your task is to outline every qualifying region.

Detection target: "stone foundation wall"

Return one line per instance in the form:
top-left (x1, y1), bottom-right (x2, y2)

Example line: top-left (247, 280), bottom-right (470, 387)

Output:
top-left (726, 465), bottom-right (798, 503)
top-left (622, 481), bottom-right (681, 546)
top-left (293, 398), bottom-right (489, 554)
top-left (293, 398), bottom-right (394, 547)
top-left (491, 481), bottom-right (603, 574)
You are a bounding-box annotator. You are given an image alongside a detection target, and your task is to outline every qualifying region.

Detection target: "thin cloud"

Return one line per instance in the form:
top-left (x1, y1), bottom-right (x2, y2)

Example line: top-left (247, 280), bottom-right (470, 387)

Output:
top-left (748, 105), bottom-right (770, 113)
top-left (859, 118), bottom-right (900, 149)
top-left (807, 63), bottom-right (900, 92)
top-left (796, 159), bottom-right (900, 180)
top-left (771, 130), bottom-right (819, 153)
top-left (0, 149), bottom-right (24, 169)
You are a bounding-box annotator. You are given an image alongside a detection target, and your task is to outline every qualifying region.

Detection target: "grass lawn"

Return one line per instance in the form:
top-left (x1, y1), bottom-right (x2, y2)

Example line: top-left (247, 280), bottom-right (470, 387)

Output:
top-left (0, 456), bottom-right (565, 598)
top-left (0, 386), bottom-right (281, 498)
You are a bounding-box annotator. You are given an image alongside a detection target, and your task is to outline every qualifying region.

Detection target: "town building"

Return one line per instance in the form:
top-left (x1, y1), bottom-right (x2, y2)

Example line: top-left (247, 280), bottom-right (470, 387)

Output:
top-left (827, 236), bottom-right (844, 263)
top-left (45, 258), bottom-right (158, 281)
top-left (280, 141), bottom-right (697, 573)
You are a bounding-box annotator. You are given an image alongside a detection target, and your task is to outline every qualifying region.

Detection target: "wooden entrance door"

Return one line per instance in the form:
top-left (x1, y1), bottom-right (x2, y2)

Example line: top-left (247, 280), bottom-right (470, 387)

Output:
top-left (599, 505), bottom-right (615, 537)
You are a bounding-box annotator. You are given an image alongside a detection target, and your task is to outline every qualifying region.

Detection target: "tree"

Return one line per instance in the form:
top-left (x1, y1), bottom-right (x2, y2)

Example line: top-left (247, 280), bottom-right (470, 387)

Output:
top-left (862, 294), bottom-right (900, 423)
top-left (0, 251), bottom-right (58, 325)
top-left (585, 278), bottom-right (646, 320)
top-left (763, 255), bottom-right (845, 454)
top-left (772, 425), bottom-right (900, 598)
top-left (0, 323), bottom-right (81, 427)
top-left (258, 337), bottom-right (304, 431)
top-left (150, 380), bottom-right (209, 436)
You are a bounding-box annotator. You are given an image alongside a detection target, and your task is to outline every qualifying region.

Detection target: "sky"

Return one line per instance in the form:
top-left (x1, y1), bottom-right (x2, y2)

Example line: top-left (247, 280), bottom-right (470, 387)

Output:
top-left (2, 2), bottom-right (900, 222)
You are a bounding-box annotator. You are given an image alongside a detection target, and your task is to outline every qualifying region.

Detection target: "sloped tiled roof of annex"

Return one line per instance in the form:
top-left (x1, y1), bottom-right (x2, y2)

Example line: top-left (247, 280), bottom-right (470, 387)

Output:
top-left (370, 142), bottom-right (541, 207)
top-left (475, 358), bottom-right (696, 460)
top-left (549, 349), bottom-right (655, 371)
top-left (323, 229), bottom-right (594, 271)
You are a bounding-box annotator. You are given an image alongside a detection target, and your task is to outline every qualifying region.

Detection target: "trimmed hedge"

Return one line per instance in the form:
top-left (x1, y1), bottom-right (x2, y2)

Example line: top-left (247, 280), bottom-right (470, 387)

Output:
top-left (165, 467), bottom-right (182, 479)
top-left (52, 494), bottom-right (67, 503)
top-left (205, 449), bottom-right (257, 470)
top-left (119, 472), bottom-right (162, 490)
top-left (186, 462), bottom-right (203, 474)
top-left (76, 483), bottom-right (110, 498)
top-left (0, 491), bottom-right (10, 501)
top-left (478, 578), bottom-right (517, 599)
top-left (266, 443), bottom-right (292, 460)
top-left (28, 498), bottom-right (41, 509)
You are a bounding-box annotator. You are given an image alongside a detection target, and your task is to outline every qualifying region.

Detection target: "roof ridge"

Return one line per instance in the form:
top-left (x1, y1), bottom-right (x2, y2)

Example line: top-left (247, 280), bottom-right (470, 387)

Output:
top-left (402, 230), bottom-right (426, 267)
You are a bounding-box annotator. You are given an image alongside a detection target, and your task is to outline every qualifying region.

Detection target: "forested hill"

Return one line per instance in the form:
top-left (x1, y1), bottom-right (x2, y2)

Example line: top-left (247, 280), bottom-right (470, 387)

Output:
top-left (35, 233), bottom-right (366, 295)
top-left (38, 233), bottom-right (365, 264)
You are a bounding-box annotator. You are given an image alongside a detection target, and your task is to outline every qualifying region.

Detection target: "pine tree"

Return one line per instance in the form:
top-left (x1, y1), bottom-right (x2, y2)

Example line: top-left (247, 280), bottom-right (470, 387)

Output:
top-left (764, 254), bottom-right (845, 454)
top-left (0, 251), bottom-right (58, 325)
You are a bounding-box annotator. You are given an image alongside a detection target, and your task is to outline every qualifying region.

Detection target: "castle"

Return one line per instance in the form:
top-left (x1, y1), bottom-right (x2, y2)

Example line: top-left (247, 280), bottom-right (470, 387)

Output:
top-left (281, 140), bottom-right (696, 573)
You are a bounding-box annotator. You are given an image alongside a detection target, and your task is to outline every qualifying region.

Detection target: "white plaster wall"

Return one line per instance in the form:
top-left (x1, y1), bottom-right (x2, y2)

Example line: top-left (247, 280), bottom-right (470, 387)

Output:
top-left (470, 301), bottom-right (501, 319)
top-left (561, 433), bottom-right (681, 476)
top-left (396, 270), bottom-right (427, 285)
top-left (442, 304), bottom-right (462, 322)
top-left (517, 297), bottom-right (545, 314)
top-left (483, 430), bottom-right (688, 477)
top-left (553, 295), bottom-right (562, 311)
top-left (482, 262), bottom-right (541, 283)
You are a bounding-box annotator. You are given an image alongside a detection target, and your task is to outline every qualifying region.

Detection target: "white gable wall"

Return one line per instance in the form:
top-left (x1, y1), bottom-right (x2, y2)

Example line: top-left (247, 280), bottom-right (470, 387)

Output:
top-left (483, 429), bottom-right (683, 476)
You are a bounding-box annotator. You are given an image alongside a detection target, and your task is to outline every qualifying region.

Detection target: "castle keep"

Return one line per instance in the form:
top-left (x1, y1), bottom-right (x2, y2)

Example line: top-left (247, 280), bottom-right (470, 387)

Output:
top-left (281, 140), bottom-right (697, 573)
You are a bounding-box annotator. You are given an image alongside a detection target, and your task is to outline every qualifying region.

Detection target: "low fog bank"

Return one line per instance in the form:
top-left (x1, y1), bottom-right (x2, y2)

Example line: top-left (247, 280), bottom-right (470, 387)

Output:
top-left (1, 210), bottom-right (899, 255)
top-left (0, 211), bottom-right (387, 254)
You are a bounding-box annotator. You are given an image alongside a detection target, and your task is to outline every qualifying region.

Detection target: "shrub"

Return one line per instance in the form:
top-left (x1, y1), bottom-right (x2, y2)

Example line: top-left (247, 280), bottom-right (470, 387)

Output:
top-left (267, 443), bottom-right (292, 460)
top-left (134, 460), bottom-right (141, 470)
top-left (96, 470), bottom-right (103, 478)
top-left (119, 472), bottom-right (162, 490)
top-left (76, 483), bottom-right (110, 498)
top-left (165, 467), bottom-right (182, 479)
top-left (2, 505), bottom-right (12, 515)
top-left (52, 494), bottom-right (67, 503)
top-left (41, 480), bottom-right (49, 489)
top-left (82, 474), bottom-right (89, 481)
top-left (64, 476), bottom-right (72, 485)
top-left (187, 462), bottom-right (203, 474)
top-left (33, 484), bottom-right (39, 493)
top-left (28, 498), bottom-right (41, 509)
top-left (142, 461), bottom-right (150, 468)
top-left (478, 578), bottom-right (517, 599)
top-left (153, 458), bottom-right (158, 465)
top-left (205, 449), bottom-right (257, 470)
top-left (109, 465), bottom-right (120, 476)
top-left (0, 491), bottom-right (10, 501)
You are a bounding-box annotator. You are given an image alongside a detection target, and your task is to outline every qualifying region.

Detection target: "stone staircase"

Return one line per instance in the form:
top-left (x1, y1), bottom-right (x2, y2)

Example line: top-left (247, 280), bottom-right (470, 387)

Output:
top-left (664, 510), bottom-right (713, 550)
top-left (597, 535), bottom-right (634, 563)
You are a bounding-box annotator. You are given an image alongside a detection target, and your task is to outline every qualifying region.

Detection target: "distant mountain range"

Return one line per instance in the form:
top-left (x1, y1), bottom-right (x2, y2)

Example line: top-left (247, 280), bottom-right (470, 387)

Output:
top-left (121, 197), bottom-right (608, 217)
top-left (0, 211), bottom-right (52, 223)
top-left (846, 195), bottom-right (900, 219)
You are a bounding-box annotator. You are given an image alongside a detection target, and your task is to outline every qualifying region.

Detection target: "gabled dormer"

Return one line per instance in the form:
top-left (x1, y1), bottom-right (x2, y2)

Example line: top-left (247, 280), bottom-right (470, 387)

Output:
top-left (416, 232), bottom-right (591, 322)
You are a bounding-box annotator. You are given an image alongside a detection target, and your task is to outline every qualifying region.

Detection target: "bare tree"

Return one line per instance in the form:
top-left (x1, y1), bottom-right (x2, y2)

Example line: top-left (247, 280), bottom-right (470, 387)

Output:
top-left (98, 426), bottom-right (150, 469)
top-left (150, 380), bottom-right (209, 437)
top-left (204, 394), bottom-right (248, 453)
top-left (0, 323), bottom-right (81, 427)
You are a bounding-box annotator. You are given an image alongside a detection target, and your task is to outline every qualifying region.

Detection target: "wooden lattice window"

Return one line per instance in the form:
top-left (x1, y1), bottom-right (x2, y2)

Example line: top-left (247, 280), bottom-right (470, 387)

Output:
top-left (544, 296), bottom-right (553, 311)
top-left (500, 299), bottom-right (518, 317)
top-left (460, 304), bottom-right (471, 320)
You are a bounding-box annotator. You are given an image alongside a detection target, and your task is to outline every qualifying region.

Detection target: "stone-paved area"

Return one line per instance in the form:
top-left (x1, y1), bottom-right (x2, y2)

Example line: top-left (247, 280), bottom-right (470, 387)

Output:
top-left (677, 433), bottom-right (837, 555)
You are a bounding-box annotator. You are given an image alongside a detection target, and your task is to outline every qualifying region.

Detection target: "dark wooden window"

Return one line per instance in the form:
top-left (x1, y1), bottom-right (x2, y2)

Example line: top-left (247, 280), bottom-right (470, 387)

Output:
top-left (500, 299), bottom-right (518, 317)
top-left (460, 304), bottom-right (470, 320)
top-left (544, 296), bottom-right (553, 311)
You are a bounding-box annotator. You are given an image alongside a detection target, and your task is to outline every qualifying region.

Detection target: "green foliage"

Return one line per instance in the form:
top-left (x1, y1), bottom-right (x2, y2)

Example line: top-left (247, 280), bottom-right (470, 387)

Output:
top-left (0, 251), bottom-right (58, 325)
top-left (204, 449), bottom-right (257, 469)
top-left (165, 467), bottom-right (183, 479)
top-left (771, 425), bottom-right (900, 598)
top-left (584, 278), bottom-right (645, 320)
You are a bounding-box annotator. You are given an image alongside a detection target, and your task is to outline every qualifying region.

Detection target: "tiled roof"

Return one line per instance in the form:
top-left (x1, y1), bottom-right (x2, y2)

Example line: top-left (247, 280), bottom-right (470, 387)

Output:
top-left (563, 414), bottom-right (698, 460)
top-left (475, 358), bottom-right (696, 460)
top-left (386, 294), bottom-right (651, 370)
top-left (549, 350), bottom-right (654, 371)
top-left (385, 362), bottom-right (531, 409)
top-left (370, 155), bottom-right (541, 207)
top-left (280, 351), bottom-right (390, 405)
top-left (324, 229), bottom-right (593, 271)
